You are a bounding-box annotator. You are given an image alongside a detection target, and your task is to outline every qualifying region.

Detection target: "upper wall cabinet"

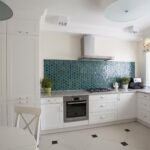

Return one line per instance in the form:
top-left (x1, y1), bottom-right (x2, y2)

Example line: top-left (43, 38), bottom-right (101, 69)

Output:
top-left (7, 33), bottom-right (40, 101)
top-left (7, 20), bottom-right (39, 36)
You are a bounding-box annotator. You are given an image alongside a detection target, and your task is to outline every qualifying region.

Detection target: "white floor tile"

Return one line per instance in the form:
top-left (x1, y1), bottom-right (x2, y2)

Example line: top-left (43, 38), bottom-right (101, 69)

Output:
top-left (39, 122), bottom-right (150, 150)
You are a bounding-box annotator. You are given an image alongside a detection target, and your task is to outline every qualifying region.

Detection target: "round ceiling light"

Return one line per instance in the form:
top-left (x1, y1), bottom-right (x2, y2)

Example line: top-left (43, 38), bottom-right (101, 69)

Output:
top-left (0, 1), bottom-right (13, 21)
top-left (105, 0), bottom-right (150, 22)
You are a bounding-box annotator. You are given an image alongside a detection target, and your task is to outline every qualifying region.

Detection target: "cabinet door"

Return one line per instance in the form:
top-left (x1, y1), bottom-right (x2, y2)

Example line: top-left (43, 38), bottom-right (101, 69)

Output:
top-left (7, 34), bottom-right (40, 101)
top-left (0, 34), bottom-right (6, 102)
top-left (0, 33), bottom-right (7, 125)
top-left (137, 93), bottom-right (150, 124)
top-left (117, 93), bottom-right (136, 120)
top-left (7, 20), bottom-right (39, 35)
top-left (41, 103), bottom-right (63, 130)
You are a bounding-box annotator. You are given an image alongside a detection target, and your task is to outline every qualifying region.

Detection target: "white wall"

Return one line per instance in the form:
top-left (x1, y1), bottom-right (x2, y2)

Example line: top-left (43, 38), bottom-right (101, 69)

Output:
top-left (39, 31), bottom-right (139, 78)
top-left (95, 37), bottom-right (138, 62)
top-left (39, 31), bottom-right (82, 78)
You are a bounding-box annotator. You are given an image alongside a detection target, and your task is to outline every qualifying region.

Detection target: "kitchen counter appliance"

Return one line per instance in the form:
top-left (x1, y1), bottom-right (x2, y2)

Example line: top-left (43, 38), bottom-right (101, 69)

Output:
top-left (87, 88), bottom-right (112, 93)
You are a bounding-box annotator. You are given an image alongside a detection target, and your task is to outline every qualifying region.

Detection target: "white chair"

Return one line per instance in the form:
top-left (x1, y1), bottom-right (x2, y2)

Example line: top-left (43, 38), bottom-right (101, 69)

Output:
top-left (15, 106), bottom-right (41, 149)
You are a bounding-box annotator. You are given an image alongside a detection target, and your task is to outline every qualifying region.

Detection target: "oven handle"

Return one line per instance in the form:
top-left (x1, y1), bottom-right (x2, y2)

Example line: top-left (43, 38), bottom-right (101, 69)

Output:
top-left (67, 101), bottom-right (86, 105)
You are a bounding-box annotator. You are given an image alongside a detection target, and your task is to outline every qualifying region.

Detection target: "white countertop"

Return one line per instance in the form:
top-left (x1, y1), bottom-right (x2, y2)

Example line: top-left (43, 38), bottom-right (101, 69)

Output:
top-left (41, 89), bottom-right (150, 98)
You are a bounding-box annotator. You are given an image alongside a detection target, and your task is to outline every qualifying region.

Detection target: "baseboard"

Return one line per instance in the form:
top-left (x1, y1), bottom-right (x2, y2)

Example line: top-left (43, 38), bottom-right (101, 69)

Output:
top-left (40, 118), bottom-right (137, 135)
top-left (137, 119), bottom-right (150, 128)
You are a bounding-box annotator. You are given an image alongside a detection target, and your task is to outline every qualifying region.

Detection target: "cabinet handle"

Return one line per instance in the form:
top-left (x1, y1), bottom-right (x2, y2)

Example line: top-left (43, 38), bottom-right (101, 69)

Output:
top-left (18, 31), bottom-right (22, 34)
top-left (100, 104), bottom-right (105, 108)
top-left (100, 116), bottom-right (105, 119)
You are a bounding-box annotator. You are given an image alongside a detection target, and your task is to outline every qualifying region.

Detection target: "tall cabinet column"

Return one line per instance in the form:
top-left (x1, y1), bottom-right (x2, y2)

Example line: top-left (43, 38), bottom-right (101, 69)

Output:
top-left (0, 22), bottom-right (7, 126)
top-left (6, 19), bottom-right (40, 126)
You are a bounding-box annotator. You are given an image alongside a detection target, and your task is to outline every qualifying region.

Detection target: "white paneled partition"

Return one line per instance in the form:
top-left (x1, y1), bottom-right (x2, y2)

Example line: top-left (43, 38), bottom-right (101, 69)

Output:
top-left (0, 19), bottom-right (40, 126)
top-left (0, 22), bottom-right (7, 126)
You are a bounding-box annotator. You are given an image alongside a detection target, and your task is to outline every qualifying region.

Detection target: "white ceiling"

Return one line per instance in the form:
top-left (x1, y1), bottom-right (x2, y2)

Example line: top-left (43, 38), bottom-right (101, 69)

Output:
top-left (3, 0), bottom-right (150, 40)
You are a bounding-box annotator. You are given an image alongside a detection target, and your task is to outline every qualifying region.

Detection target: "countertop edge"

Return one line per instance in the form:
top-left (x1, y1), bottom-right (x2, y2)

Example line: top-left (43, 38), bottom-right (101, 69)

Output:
top-left (40, 89), bottom-right (150, 98)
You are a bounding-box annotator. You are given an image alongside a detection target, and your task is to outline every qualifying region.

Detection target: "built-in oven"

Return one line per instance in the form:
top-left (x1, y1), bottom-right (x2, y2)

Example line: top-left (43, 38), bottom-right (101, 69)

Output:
top-left (63, 95), bottom-right (89, 123)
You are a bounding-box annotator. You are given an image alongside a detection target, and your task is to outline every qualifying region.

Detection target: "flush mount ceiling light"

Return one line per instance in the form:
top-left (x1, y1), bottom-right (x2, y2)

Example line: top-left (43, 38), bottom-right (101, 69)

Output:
top-left (105, 0), bottom-right (150, 22)
top-left (0, 1), bottom-right (13, 21)
top-left (124, 26), bottom-right (139, 34)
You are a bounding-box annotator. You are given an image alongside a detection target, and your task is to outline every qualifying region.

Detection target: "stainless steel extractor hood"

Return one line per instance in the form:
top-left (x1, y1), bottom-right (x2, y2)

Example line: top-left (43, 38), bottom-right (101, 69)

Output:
top-left (79, 35), bottom-right (114, 61)
top-left (79, 55), bottom-right (114, 61)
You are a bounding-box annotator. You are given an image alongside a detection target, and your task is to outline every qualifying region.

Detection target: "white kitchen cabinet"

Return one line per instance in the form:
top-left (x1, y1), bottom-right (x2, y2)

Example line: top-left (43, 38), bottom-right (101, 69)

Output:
top-left (137, 93), bottom-right (150, 124)
top-left (7, 20), bottom-right (39, 36)
top-left (89, 94), bottom-right (117, 124)
top-left (41, 98), bottom-right (63, 130)
top-left (0, 28), bottom-right (7, 125)
top-left (7, 34), bottom-right (40, 101)
top-left (117, 93), bottom-right (136, 120)
top-left (0, 33), bottom-right (6, 102)
top-left (0, 22), bottom-right (6, 34)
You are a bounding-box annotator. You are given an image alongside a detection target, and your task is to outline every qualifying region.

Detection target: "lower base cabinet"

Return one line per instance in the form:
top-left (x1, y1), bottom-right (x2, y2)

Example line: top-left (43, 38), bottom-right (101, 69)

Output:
top-left (89, 94), bottom-right (117, 124)
top-left (89, 112), bottom-right (116, 124)
top-left (117, 93), bottom-right (136, 120)
top-left (40, 92), bottom-right (150, 131)
top-left (137, 93), bottom-right (150, 124)
top-left (41, 98), bottom-right (63, 130)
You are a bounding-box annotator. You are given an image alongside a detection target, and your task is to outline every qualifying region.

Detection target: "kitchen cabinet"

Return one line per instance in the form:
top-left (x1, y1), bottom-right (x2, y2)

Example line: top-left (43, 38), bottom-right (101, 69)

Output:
top-left (7, 32), bottom-right (40, 102)
top-left (6, 19), bottom-right (40, 126)
top-left (7, 20), bottom-right (39, 36)
top-left (117, 93), bottom-right (136, 120)
top-left (137, 93), bottom-right (150, 124)
top-left (0, 26), bottom-right (7, 125)
top-left (89, 94), bottom-right (117, 124)
top-left (41, 98), bottom-right (63, 130)
top-left (0, 33), bottom-right (6, 102)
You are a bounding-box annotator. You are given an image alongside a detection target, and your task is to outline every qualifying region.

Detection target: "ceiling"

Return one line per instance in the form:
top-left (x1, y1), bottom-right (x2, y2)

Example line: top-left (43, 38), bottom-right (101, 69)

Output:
top-left (3, 0), bottom-right (150, 40)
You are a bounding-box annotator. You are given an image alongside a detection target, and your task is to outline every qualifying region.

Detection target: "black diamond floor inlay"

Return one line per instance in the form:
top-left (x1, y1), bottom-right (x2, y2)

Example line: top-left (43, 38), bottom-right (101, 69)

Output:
top-left (91, 134), bottom-right (98, 138)
top-left (52, 141), bottom-right (58, 145)
top-left (125, 129), bottom-right (131, 132)
top-left (121, 142), bottom-right (128, 146)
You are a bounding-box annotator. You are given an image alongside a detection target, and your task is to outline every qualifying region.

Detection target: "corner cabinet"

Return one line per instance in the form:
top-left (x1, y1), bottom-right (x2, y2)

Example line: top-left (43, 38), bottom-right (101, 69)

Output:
top-left (117, 93), bottom-right (137, 120)
top-left (137, 93), bottom-right (150, 124)
top-left (41, 97), bottom-right (63, 130)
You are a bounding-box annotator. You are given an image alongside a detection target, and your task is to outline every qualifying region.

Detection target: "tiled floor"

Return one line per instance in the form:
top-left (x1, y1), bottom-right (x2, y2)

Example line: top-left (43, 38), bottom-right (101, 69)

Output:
top-left (39, 122), bottom-right (150, 150)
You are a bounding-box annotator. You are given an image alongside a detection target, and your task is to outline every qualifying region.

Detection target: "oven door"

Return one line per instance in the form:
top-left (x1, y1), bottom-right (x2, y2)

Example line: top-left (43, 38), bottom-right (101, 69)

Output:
top-left (64, 100), bottom-right (89, 122)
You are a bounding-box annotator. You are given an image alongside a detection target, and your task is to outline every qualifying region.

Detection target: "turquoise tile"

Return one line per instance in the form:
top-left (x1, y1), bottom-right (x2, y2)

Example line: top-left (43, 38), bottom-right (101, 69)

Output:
top-left (44, 59), bottom-right (135, 90)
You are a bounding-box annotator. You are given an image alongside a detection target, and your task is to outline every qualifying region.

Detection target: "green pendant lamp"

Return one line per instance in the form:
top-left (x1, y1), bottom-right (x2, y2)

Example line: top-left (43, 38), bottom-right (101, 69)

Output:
top-left (0, 0), bottom-right (13, 21)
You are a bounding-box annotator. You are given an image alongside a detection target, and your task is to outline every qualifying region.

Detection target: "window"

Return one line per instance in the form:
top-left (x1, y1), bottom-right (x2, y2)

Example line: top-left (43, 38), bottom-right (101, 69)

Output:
top-left (146, 52), bottom-right (150, 87)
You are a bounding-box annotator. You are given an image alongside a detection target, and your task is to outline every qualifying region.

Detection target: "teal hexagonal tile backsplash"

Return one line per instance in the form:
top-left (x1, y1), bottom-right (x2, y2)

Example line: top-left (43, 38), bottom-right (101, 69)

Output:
top-left (44, 60), bottom-right (135, 90)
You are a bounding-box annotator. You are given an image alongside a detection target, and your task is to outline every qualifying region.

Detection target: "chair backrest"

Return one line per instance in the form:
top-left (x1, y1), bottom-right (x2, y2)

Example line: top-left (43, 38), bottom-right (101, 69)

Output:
top-left (15, 106), bottom-right (41, 147)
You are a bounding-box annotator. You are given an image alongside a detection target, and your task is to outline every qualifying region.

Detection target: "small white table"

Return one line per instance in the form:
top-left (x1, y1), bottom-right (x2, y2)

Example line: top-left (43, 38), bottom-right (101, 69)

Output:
top-left (0, 126), bottom-right (36, 150)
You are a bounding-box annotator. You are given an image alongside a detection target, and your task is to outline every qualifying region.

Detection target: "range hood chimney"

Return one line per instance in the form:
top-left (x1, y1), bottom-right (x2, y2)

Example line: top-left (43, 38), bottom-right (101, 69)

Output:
top-left (79, 35), bottom-right (114, 61)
